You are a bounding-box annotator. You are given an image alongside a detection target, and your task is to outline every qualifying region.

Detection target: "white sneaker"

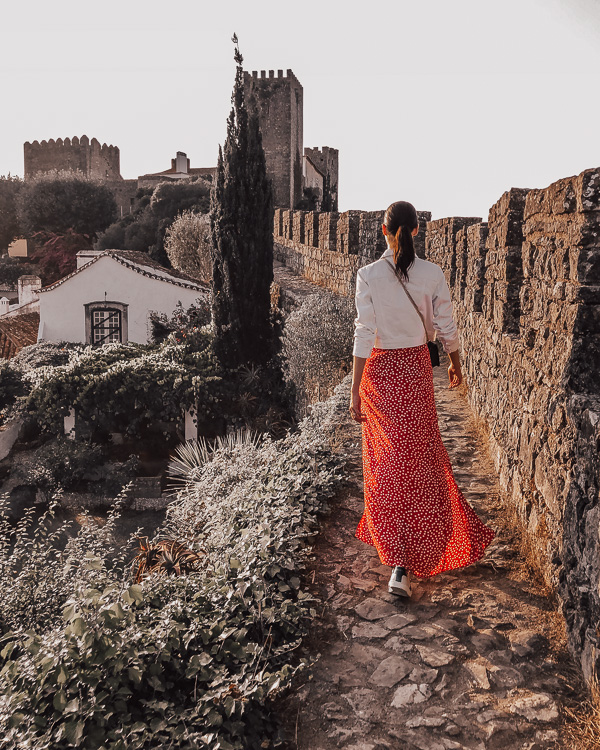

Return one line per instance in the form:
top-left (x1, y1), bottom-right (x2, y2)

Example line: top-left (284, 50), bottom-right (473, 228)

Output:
top-left (388, 566), bottom-right (412, 597)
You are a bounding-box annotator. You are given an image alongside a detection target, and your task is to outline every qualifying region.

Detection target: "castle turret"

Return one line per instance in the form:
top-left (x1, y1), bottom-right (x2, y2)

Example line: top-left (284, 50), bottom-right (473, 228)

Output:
top-left (23, 136), bottom-right (122, 181)
top-left (243, 69), bottom-right (304, 209)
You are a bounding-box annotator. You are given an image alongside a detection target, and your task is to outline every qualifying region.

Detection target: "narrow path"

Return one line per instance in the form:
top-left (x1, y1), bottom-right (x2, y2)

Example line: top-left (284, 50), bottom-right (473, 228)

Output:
top-left (279, 368), bottom-right (585, 750)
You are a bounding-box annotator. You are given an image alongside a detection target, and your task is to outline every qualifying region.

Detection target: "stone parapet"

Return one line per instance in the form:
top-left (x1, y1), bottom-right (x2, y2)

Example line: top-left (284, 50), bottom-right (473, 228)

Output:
top-left (272, 172), bottom-right (600, 687)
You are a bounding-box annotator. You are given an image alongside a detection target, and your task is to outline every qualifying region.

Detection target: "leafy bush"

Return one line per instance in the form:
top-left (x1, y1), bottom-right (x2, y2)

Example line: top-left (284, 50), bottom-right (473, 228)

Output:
top-left (0, 175), bottom-right (23, 252)
top-left (0, 376), bottom-right (352, 749)
top-left (150, 180), bottom-right (210, 220)
top-left (14, 438), bottom-right (139, 498)
top-left (164, 210), bottom-right (212, 283)
top-left (20, 438), bottom-right (105, 494)
top-left (282, 292), bottom-right (355, 414)
top-left (94, 189), bottom-right (154, 253)
top-left (0, 495), bottom-right (135, 636)
top-left (0, 256), bottom-right (40, 286)
top-left (18, 172), bottom-right (117, 237)
top-left (96, 180), bottom-right (210, 268)
top-left (21, 339), bottom-right (223, 439)
top-left (149, 298), bottom-right (212, 347)
top-left (0, 361), bottom-right (25, 417)
top-left (28, 229), bottom-right (93, 285)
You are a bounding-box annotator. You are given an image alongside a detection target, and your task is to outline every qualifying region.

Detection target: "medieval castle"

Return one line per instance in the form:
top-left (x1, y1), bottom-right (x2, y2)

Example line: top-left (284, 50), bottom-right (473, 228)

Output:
top-left (23, 69), bottom-right (338, 217)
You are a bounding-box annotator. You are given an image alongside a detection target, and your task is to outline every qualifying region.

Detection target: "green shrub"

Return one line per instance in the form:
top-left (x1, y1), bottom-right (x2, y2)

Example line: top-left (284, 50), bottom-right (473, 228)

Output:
top-left (0, 376), bottom-right (352, 749)
top-left (18, 173), bottom-right (117, 237)
top-left (22, 339), bottom-right (223, 439)
top-left (149, 298), bottom-right (212, 347)
top-left (282, 292), bottom-right (354, 415)
top-left (96, 181), bottom-right (210, 268)
top-left (0, 361), bottom-right (26, 425)
top-left (164, 211), bottom-right (212, 284)
top-left (15, 438), bottom-right (139, 498)
top-left (0, 496), bottom-right (134, 636)
top-left (0, 256), bottom-right (40, 286)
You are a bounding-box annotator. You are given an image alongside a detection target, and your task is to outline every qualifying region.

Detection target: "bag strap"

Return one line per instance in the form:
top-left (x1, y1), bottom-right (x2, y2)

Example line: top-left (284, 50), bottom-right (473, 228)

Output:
top-left (384, 257), bottom-right (429, 344)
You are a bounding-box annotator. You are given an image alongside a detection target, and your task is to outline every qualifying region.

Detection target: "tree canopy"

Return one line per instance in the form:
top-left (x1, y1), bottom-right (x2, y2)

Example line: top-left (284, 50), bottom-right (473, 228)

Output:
top-left (18, 173), bottom-right (117, 237)
top-left (96, 180), bottom-right (211, 267)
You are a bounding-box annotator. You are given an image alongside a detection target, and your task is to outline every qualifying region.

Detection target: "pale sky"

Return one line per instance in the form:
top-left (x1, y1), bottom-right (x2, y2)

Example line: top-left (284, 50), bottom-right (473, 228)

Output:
top-left (1, 0), bottom-right (599, 221)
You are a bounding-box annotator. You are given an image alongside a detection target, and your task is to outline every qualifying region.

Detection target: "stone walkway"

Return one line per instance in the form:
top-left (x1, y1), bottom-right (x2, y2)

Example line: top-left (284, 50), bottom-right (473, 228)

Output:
top-left (278, 367), bottom-right (586, 750)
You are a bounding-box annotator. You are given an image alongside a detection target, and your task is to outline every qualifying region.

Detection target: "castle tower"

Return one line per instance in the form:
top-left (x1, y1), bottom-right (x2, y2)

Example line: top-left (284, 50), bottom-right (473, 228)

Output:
top-left (23, 136), bottom-right (122, 181)
top-left (243, 69), bottom-right (303, 209)
top-left (304, 146), bottom-right (339, 211)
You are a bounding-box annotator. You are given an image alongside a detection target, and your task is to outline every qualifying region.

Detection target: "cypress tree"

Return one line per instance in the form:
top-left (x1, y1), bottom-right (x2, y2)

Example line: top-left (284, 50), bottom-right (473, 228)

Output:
top-left (209, 35), bottom-right (276, 370)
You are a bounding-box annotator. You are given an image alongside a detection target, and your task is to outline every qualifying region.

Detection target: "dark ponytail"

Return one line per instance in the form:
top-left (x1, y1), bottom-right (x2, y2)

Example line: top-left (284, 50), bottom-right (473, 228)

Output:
top-left (384, 201), bottom-right (418, 282)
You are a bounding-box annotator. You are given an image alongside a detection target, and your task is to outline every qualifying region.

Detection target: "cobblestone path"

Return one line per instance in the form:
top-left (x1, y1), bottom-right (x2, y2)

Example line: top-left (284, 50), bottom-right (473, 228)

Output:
top-left (279, 368), bottom-right (586, 750)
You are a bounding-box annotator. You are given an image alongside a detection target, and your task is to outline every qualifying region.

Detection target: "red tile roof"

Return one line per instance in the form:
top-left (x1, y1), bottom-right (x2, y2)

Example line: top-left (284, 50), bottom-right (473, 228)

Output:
top-left (0, 312), bottom-right (40, 359)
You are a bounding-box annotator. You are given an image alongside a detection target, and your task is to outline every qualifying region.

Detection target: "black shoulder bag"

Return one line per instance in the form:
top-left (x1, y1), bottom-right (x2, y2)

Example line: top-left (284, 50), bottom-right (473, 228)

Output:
top-left (385, 258), bottom-right (440, 367)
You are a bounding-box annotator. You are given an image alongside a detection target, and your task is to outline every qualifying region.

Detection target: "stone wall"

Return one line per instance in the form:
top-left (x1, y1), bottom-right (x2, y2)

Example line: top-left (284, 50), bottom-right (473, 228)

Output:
top-left (106, 179), bottom-right (139, 219)
top-left (425, 171), bottom-right (600, 686)
top-left (273, 168), bottom-right (600, 685)
top-left (24, 136), bottom-right (121, 181)
top-left (273, 208), bottom-right (431, 295)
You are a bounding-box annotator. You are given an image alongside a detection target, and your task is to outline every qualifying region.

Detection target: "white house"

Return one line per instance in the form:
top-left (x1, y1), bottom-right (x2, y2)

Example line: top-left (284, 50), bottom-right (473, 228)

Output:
top-left (38, 249), bottom-right (209, 345)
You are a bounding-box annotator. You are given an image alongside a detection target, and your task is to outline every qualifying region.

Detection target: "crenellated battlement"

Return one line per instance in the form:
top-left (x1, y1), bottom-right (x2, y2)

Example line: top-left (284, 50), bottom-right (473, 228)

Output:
top-left (272, 208), bottom-right (430, 294)
top-left (24, 135), bottom-right (122, 181)
top-left (249, 68), bottom-right (300, 84)
top-left (304, 146), bottom-right (339, 158)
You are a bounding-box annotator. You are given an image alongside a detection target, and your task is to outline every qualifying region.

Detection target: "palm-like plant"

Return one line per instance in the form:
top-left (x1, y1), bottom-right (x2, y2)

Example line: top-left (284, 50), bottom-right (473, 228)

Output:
top-left (166, 428), bottom-right (262, 494)
top-left (131, 537), bottom-right (204, 583)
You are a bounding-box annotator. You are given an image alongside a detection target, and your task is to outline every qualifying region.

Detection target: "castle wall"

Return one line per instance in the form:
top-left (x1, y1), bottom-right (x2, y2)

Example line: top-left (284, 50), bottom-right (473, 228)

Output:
top-left (272, 208), bottom-right (431, 296)
top-left (244, 70), bottom-right (304, 209)
top-left (24, 136), bottom-right (122, 181)
top-left (106, 179), bottom-right (138, 218)
top-left (273, 167), bottom-right (600, 685)
top-left (449, 170), bottom-right (600, 685)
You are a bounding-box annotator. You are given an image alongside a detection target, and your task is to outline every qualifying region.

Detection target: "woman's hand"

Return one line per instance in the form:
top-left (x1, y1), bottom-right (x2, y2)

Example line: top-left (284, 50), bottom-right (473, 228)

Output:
top-left (350, 389), bottom-right (366, 422)
top-left (350, 356), bottom-right (368, 422)
top-left (448, 362), bottom-right (462, 388)
top-left (448, 349), bottom-right (463, 388)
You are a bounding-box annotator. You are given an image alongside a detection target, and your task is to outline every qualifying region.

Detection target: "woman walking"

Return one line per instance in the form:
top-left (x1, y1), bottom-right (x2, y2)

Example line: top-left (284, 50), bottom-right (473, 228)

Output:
top-left (350, 201), bottom-right (494, 598)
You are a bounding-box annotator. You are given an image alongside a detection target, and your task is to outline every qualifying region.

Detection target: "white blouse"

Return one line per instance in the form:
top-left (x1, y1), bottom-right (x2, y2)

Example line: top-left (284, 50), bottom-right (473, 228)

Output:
top-left (353, 247), bottom-right (459, 359)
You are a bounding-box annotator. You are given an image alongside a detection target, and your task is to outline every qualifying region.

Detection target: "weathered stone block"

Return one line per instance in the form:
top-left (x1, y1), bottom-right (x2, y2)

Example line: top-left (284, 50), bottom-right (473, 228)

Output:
top-left (319, 212), bottom-right (339, 252)
top-left (292, 211), bottom-right (305, 244)
top-left (337, 211), bottom-right (361, 255)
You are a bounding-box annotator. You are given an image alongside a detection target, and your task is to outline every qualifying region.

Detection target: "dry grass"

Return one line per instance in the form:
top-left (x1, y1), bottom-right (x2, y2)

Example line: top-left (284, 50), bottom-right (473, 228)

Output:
top-left (563, 677), bottom-right (600, 750)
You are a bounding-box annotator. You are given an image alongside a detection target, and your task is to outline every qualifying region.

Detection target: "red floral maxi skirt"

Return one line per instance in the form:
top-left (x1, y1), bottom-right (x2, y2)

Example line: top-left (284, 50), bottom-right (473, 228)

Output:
top-left (355, 344), bottom-right (495, 578)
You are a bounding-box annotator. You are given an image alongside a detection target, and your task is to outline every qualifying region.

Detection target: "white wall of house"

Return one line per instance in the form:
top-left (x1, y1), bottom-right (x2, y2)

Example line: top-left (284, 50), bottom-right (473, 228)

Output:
top-left (38, 255), bottom-right (207, 344)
